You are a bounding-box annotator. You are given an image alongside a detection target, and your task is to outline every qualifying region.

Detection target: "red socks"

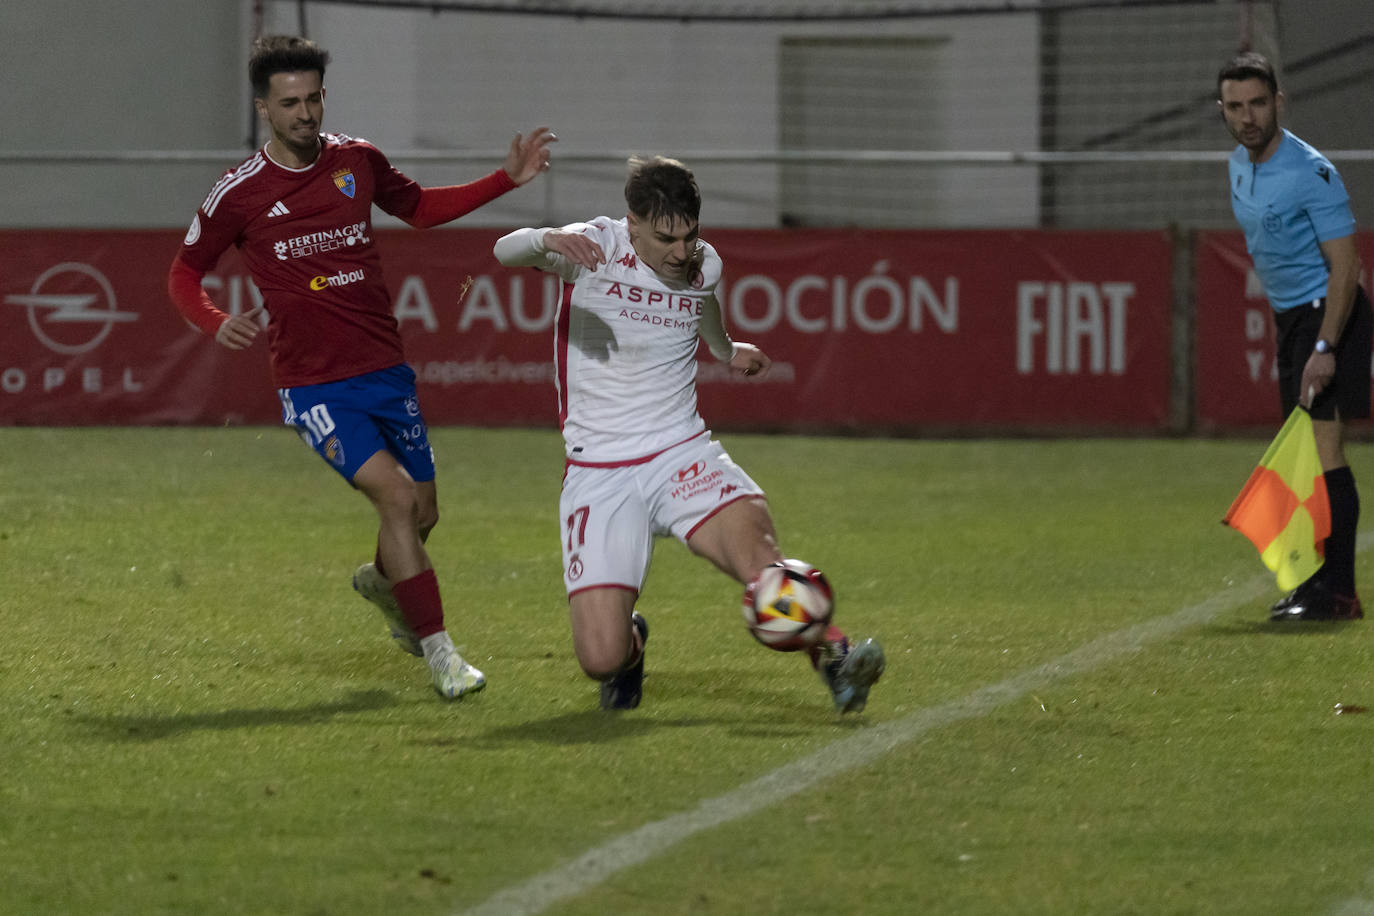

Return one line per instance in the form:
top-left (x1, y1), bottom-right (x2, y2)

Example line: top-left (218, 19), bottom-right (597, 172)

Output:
top-left (807, 625), bottom-right (847, 671)
top-left (391, 569), bottom-right (446, 638)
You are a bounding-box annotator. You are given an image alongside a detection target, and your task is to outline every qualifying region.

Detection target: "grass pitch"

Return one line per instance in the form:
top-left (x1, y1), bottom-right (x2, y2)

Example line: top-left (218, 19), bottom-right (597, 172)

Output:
top-left (3, 426), bottom-right (1374, 914)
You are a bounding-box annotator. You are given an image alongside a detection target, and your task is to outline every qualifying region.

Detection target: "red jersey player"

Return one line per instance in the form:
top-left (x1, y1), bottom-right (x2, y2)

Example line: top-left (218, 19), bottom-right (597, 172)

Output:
top-left (167, 35), bottom-right (555, 700)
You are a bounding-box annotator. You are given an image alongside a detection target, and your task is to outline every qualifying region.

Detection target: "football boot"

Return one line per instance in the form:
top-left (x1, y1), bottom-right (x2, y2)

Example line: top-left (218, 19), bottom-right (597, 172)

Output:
top-left (1270, 576), bottom-right (1320, 615)
top-left (353, 562), bottom-right (423, 656)
top-left (601, 612), bottom-right (648, 710)
top-left (1270, 579), bottom-right (1364, 622)
top-left (425, 633), bottom-right (486, 700)
top-left (817, 635), bottom-right (886, 713)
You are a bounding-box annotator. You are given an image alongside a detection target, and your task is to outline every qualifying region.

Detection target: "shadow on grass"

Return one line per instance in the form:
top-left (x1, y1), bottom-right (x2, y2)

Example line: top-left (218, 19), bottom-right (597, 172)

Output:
top-left (462, 672), bottom-right (847, 748)
top-left (465, 708), bottom-right (707, 747)
top-left (465, 708), bottom-right (864, 751)
top-left (1199, 618), bottom-right (1365, 637)
top-left (67, 688), bottom-right (396, 741)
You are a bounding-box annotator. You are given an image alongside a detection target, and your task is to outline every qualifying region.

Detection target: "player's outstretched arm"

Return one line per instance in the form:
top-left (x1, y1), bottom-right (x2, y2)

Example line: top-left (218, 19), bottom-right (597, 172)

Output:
top-left (503, 127), bottom-right (556, 186)
top-left (400, 127), bottom-right (556, 229)
top-left (542, 230), bottom-right (605, 271)
top-left (493, 227), bottom-right (605, 275)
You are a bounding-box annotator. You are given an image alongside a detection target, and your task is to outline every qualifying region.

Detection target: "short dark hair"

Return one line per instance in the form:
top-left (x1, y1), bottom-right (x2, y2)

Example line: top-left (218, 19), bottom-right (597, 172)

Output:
top-left (624, 156), bottom-right (701, 226)
top-left (1217, 51), bottom-right (1278, 98)
top-left (249, 35), bottom-right (330, 99)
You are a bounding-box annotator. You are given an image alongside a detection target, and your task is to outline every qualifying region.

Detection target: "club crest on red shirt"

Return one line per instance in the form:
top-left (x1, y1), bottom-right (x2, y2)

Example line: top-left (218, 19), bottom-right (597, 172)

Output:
top-left (332, 169), bottom-right (355, 199)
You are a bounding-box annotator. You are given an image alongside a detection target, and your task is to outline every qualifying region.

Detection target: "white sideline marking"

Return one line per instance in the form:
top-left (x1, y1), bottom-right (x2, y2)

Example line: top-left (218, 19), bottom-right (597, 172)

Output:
top-left (459, 568), bottom-right (1299, 916)
top-left (1333, 895), bottom-right (1374, 916)
top-left (1333, 863), bottom-right (1374, 913)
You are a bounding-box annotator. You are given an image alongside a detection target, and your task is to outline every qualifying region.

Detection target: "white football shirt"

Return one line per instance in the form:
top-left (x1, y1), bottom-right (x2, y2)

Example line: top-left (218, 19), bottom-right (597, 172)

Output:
top-left (494, 216), bottom-right (734, 462)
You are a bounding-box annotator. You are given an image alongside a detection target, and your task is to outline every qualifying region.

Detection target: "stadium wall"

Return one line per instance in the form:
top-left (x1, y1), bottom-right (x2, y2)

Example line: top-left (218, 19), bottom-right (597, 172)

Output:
top-left (4, 227), bottom-right (1372, 433)
top-left (2, 0), bottom-right (1371, 435)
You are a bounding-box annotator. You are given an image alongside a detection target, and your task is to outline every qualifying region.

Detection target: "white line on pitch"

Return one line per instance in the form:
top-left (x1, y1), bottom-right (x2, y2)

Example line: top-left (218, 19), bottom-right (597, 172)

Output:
top-left (457, 562), bottom-right (1320, 916)
top-left (1332, 889), bottom-right (1374, 916)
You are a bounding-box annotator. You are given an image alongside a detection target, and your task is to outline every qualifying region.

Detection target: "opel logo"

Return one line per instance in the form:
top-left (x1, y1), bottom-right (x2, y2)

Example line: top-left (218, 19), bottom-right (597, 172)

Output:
top-left (4, 262), bottom-right (138, 355)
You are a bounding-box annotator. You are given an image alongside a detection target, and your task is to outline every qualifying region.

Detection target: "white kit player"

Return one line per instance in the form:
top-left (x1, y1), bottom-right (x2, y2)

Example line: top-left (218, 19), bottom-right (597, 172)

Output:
top-left (494, 155), bottom-right (884, 712)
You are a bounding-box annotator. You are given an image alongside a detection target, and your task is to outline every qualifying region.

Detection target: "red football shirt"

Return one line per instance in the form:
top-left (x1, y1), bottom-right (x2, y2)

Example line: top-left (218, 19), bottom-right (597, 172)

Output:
top-left (177, 133), bottom-right (428, 388)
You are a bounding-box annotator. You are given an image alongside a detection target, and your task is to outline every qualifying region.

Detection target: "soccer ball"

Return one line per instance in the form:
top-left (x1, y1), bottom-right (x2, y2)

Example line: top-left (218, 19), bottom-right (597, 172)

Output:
top-left (742, 559), bottom-right (834, 651)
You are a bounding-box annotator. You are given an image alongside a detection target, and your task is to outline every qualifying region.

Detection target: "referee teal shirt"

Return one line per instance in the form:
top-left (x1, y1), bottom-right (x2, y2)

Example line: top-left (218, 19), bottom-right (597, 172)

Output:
top-left (1229, 127), bottom-right (1356, 310)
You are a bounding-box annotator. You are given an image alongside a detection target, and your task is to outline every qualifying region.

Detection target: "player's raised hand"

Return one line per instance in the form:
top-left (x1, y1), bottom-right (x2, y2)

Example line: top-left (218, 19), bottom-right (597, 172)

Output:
top-left (215, 307), bottom-right (264, 350)
top-left (729, 342), bottom-right (771, 378)
top-left (543, 229), bottom-right (606, 271)
top-left (503, 126), bottom-right (557, 185)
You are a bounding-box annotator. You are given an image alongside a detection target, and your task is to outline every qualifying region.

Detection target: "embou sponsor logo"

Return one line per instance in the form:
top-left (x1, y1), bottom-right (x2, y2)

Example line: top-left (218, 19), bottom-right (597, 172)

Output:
top-left (309, 268), bottom-right (366, 291)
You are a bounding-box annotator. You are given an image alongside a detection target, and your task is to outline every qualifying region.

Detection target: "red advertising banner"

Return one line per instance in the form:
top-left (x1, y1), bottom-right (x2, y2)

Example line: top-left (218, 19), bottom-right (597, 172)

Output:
top-left (1, 228), bottom-right (1172, 432)
top-left (1194, 230), bottom-right (1374, 432)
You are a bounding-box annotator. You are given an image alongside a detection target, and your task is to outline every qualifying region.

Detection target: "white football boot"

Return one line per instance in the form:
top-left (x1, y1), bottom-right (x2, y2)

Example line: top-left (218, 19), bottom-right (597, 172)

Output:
top-left (423, 632), bottom-right (486, 700)
top-left (352, 563), bottom-right (422, 657)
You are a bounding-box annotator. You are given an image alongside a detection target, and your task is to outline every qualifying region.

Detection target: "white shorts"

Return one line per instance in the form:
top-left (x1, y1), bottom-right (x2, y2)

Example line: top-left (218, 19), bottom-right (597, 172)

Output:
top-left (559, 433), bottom-right (765, 596)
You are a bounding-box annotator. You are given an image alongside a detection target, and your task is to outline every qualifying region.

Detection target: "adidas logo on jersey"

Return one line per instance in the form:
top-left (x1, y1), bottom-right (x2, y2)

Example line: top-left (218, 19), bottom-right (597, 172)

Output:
top-left (267, 201), bottom-right (291, 218)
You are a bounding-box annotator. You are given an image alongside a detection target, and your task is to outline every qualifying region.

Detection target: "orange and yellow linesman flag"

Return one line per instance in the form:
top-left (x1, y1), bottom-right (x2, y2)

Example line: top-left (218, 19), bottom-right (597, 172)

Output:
top-left (1223, 406), bottom-right (1330, 591)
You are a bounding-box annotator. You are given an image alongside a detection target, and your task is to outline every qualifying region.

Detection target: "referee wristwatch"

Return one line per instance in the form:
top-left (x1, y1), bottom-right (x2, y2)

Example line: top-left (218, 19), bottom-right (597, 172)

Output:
top-left (1315, 338), bottom-right (1334, 354)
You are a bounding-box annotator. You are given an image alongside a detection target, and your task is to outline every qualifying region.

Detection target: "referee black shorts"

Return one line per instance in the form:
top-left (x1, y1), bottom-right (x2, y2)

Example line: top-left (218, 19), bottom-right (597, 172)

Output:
top-left (1274, 285), bottom-right (1373, 421)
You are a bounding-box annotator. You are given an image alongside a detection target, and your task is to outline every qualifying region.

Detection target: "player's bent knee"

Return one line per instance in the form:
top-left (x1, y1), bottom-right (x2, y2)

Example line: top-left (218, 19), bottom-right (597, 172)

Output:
top-left (375, 496), bottom-right (420, 530)
top-left (360, 475), bottom-right (421, 520)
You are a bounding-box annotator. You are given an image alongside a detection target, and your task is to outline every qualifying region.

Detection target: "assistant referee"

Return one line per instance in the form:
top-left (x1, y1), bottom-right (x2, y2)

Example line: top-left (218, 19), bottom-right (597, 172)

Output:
top-left (1218, 51), bottom-right (1370, 621)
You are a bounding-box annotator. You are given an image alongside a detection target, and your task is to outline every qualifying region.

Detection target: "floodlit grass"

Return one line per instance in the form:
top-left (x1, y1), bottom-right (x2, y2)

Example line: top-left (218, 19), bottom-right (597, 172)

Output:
top-left (2, 426), bottom-right (1373, 914)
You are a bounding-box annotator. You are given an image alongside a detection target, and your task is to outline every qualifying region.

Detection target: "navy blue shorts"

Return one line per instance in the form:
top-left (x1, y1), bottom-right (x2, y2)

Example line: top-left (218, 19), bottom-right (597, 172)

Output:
top-left (278, 364), bottom-right (435, 484)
